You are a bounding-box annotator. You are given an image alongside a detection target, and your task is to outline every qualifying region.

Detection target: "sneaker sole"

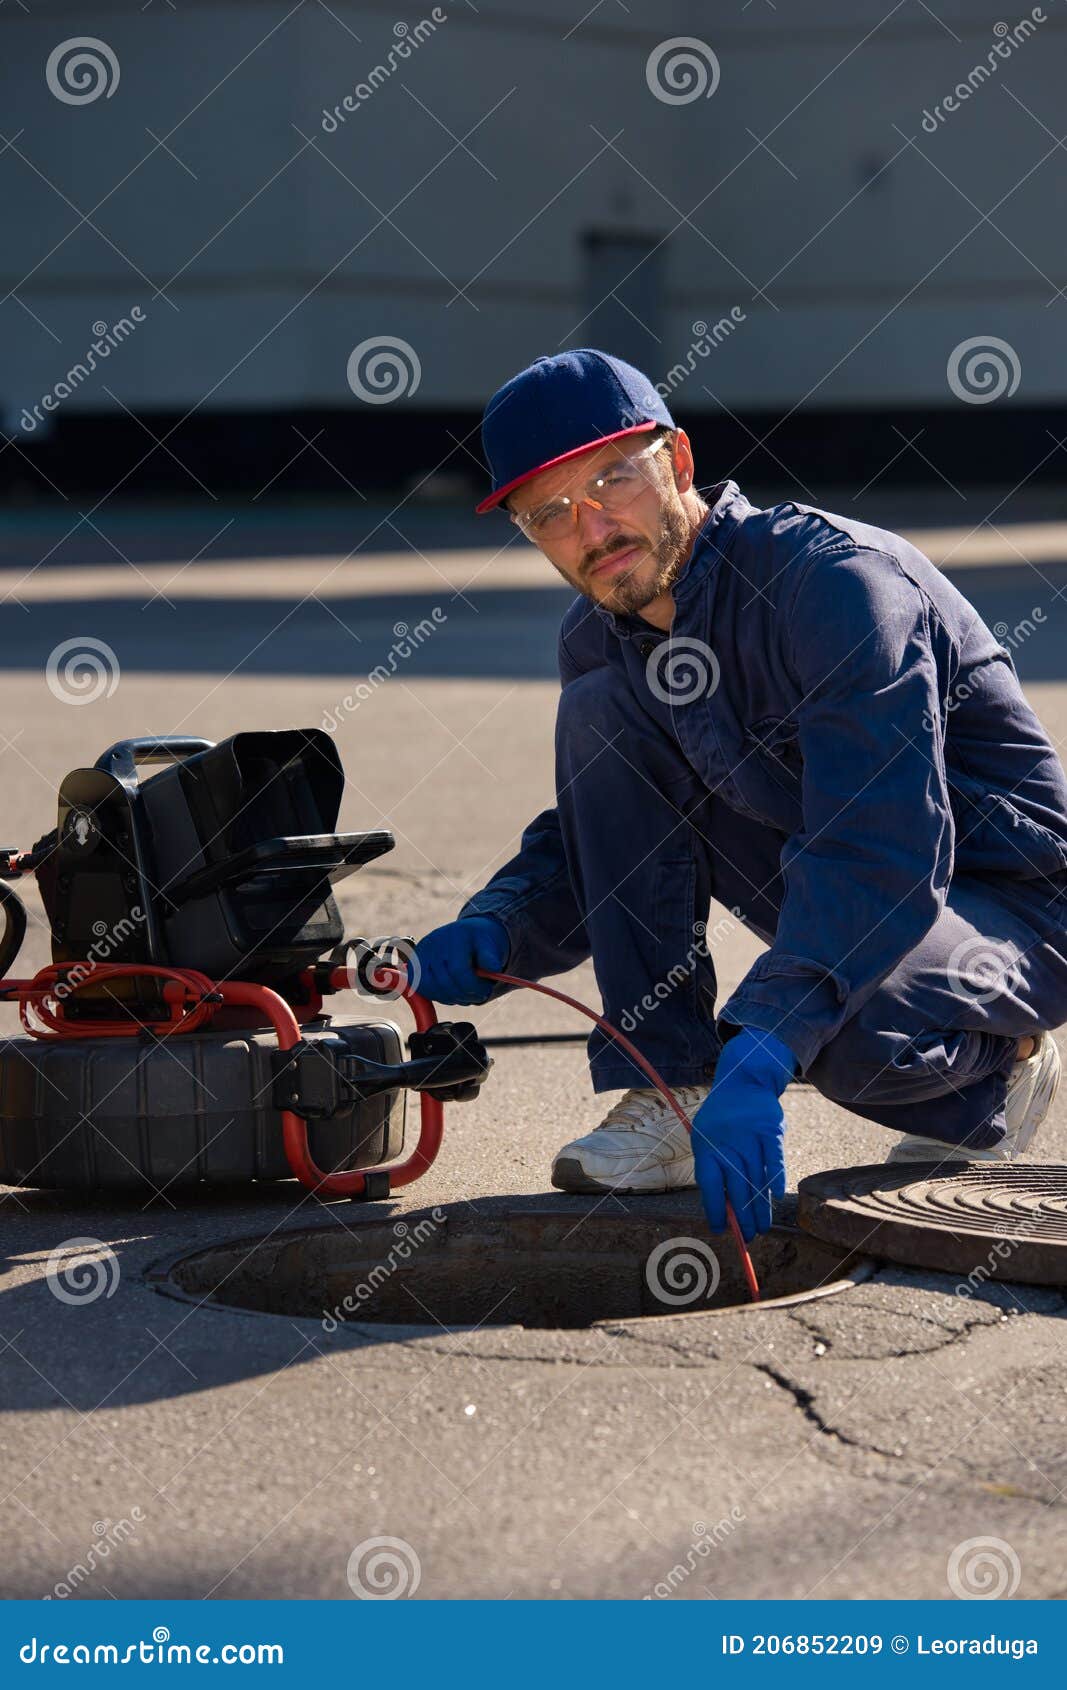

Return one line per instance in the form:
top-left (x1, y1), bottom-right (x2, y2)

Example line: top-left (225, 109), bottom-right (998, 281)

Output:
top-left (885, 1140), bottom-right (980, 1166)
top-left (550, 1157), bottom-right (696, 1195)
top-left (550, 1159), bottom-right (614, 1194)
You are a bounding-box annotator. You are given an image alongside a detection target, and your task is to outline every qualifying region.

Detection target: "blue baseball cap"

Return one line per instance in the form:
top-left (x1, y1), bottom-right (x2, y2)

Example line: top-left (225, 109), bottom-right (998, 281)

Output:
top-left (475, 348), bottom-right (675, 515)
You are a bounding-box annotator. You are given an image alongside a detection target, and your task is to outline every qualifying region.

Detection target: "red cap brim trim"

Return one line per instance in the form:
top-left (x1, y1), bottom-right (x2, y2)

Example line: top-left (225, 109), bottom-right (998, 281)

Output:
top-left (474, 421), bottom-right (658, 515)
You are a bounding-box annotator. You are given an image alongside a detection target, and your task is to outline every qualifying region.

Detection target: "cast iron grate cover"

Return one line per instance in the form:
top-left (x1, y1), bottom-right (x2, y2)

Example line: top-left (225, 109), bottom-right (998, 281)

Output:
top-left (798, 1161), bottom-right (1067, 1284)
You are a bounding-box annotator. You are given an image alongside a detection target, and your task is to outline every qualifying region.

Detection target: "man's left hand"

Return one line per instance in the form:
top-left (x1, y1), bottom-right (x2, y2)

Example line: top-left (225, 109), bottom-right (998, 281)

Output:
top-left (691, 1029), bottom-right (799, 1241)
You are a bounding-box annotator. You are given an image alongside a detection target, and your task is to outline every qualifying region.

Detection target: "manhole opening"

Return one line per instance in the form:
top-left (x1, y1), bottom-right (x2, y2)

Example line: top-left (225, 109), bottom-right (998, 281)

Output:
top-left (156, 1206), bottom-right (872, 1329)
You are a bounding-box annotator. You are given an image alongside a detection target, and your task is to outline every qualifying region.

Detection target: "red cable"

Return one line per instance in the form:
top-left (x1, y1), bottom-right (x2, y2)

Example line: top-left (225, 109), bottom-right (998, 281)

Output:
top-left (475, 968), bottom-right (761, 1303)
top-left (11, 963), bottom-right (221, 1039)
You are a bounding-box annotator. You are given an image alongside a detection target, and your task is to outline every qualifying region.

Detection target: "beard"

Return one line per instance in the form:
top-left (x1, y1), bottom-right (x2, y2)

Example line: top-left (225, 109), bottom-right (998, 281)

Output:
top-left (577, 495), bottom-right (695, 615)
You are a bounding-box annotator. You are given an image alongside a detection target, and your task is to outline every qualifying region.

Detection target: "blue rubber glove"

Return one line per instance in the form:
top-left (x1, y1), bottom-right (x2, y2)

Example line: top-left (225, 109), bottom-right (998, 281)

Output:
top-left (691, 1028), bottom-right (798, 1241)
top-left (408, 916), bottom-right (510, 1005)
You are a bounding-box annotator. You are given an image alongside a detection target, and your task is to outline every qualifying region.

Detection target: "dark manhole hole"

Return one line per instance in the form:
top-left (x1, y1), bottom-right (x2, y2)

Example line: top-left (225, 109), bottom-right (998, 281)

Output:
top-left (150, 1204), bottom-right (873, 1330)
top-left (799, 1161), bottom-right (1067, 1285)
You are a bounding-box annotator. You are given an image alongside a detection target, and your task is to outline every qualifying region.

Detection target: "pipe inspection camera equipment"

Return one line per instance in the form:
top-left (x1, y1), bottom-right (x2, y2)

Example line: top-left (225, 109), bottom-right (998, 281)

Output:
top-left (0, 730), bottom-right (491, 1201)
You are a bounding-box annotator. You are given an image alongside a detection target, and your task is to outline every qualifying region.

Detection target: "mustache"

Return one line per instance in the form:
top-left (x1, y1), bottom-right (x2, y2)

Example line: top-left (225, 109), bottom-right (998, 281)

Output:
top-left (584, 540), bottom-right (644, 574)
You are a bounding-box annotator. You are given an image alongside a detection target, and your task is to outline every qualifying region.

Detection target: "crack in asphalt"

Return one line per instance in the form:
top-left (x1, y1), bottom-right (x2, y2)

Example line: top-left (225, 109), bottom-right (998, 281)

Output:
top-left (783, 1297), bottom-right (1005, 1359)
top-left (751, 1360), bottom-right (901, 1458)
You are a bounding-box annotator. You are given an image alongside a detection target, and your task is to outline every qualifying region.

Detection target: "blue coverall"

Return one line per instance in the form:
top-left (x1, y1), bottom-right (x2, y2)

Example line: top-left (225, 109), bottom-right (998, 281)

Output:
top-left (459, 481), bottom-right (1067, 1152)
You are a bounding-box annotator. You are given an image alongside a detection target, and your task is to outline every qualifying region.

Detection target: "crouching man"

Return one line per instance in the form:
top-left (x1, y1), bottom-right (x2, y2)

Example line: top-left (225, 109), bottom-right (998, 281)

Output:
top-left (410, 348), bottom-right (1067, 1239)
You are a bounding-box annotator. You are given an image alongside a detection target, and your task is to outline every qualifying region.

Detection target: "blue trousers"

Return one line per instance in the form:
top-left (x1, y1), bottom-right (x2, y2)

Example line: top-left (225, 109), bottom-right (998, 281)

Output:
top-left (557, 667), bottom-right (1067, 1151)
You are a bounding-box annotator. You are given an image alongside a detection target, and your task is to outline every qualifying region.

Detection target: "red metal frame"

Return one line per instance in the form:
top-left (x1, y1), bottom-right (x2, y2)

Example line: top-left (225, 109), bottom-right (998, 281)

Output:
top-left (0, 959), bottom-right (443, 1200)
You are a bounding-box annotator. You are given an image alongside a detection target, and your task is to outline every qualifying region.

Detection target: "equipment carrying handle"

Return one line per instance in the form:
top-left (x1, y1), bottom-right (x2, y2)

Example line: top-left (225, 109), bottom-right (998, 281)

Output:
top-left (94, 737), bottom-right (215, 786)
top-left (0, 884), bottom-right (27, 976)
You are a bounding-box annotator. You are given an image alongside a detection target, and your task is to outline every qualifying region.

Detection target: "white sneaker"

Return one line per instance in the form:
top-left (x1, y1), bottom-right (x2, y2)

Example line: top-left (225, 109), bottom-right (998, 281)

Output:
top-left (1002, 1029), bottom-right (1061, 1152)
top-left (885, 1032), bottom-right (1061, 1166)
top-left (550, 1085), bottom-right (709, 1194)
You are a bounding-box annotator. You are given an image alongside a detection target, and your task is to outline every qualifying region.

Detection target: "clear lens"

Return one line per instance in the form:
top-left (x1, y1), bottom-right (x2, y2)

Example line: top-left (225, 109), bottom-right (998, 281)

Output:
top-left (512, 438), bottom-right (667, 541)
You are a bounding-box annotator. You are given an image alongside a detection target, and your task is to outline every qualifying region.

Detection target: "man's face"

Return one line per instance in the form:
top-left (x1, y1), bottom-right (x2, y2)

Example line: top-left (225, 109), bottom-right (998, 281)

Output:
top-left (506, 431), bottom-right (695, 617)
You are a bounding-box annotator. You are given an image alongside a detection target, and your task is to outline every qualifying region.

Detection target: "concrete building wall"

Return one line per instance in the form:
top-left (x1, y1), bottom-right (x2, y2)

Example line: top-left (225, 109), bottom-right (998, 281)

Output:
top-left (2, 0), bottom-right (1064, 426)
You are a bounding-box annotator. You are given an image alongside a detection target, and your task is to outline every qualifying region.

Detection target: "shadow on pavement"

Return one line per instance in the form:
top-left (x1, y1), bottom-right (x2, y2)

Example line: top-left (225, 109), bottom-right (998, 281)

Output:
top-left (0, 561), bottom-right (1065, 682)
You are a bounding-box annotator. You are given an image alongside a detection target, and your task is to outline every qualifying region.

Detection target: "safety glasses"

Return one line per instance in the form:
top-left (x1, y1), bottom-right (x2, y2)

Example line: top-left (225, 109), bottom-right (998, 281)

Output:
top-left (507, 436), bottom-right (671, 543)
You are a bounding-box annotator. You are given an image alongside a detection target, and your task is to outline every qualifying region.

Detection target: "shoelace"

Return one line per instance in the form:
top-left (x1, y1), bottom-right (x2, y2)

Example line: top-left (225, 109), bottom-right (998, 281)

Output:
top-left (596, 1084), bottom-right (709, 1134)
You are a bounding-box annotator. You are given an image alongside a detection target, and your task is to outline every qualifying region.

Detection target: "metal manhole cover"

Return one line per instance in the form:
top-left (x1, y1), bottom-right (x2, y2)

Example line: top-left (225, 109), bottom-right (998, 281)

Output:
top-left (797, 1162), bottom-right (1067, 1285)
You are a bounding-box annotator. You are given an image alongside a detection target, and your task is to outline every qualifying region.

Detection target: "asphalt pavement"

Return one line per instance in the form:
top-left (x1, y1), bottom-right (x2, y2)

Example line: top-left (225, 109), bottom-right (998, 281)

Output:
top-left (0, 492), bottom-right (1064, 1600)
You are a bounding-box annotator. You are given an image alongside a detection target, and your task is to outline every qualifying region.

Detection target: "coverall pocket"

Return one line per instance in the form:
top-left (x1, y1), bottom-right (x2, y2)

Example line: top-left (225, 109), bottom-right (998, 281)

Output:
top-left (744, 949), bottom-right (850, 1004)
top-left (952, 784), bottom-right (1067, 882)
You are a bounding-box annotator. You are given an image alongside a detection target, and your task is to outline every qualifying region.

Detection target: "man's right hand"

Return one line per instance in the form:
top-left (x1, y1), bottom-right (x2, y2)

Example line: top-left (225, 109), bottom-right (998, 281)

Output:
top-left (408, 916), bottom-right (511, 1005)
